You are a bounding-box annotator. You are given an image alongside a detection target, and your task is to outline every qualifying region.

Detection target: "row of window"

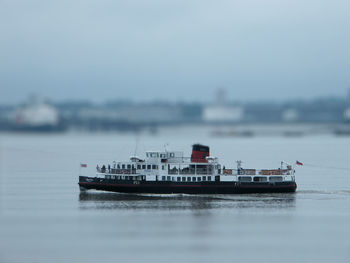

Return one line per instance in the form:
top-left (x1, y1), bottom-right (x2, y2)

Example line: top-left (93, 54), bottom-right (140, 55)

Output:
top-left (107, 175), bottom-right (145, 180)
top-left (146, 152), bottom-right (175, 158)
top-left (105, 175), bottom-right (212, 182)
top-left (161, 176), bottom-right (212, 182)
top-left (115, 164), bottom-right (219, 171)
top-left (106, 175), bottom-right (283, 182)
top-left (116, 164), bottom-right (161, 170)
top-left (238, 176), bottom-right (283, 182)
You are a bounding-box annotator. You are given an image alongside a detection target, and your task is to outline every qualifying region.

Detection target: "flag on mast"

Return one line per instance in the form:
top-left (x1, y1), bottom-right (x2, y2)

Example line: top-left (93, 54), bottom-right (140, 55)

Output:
top-left (296, 161), bottom-right (303, 166)
top-left (80, 163), bottom-right (87, 168)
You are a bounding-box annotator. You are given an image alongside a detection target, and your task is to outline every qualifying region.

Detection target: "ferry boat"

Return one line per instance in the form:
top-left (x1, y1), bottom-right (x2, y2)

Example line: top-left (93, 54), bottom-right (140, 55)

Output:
top-left (78, 144), bottom-right (297, 194)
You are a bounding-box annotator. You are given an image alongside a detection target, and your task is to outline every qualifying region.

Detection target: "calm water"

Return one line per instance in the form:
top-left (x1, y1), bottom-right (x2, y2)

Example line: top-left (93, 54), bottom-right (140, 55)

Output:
top-left (1, 129), bottom-right (350, 263)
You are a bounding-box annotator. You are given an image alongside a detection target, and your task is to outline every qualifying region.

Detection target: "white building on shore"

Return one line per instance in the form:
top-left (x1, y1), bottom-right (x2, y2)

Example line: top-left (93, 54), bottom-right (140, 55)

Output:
top-left (202, 89), bottom-right (244, 123)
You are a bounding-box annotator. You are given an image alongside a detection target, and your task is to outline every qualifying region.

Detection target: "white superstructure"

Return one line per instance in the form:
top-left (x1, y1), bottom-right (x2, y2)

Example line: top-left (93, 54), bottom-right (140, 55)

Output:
top-left (96, 149), bottom-right (295, 184)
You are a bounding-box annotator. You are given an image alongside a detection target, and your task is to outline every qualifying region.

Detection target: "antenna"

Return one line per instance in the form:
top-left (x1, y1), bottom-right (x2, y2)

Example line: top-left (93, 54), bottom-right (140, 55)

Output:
top-left (134, 135), bottom-right (139, 157)
top-left (236, 160), bottom-right (242, 169)
top-left (164, 143), bottom-right (169, 152)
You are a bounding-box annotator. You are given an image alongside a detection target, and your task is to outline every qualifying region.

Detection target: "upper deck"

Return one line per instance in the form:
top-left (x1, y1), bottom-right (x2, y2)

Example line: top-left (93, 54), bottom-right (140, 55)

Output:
top-left (88, 145), bottom-right (294, 185)
top-left (98, 150), bottom-right (220, 175)
top-left (96, 149), bottom-right (294, 180)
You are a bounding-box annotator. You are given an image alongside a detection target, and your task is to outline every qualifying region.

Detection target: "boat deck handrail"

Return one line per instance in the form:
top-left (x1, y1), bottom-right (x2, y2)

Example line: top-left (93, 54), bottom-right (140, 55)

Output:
top-left (223, 168), bottom-right (292, 176)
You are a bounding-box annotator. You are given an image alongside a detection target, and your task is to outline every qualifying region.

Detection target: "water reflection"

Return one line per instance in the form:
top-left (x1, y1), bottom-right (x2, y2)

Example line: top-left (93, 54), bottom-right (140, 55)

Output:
top-left (79, 192), bottom-right (296, 211)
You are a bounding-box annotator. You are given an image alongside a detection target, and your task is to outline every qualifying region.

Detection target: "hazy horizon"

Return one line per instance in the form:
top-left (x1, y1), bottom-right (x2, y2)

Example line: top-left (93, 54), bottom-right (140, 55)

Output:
top-left (1, 0), bottom-right (350, 104)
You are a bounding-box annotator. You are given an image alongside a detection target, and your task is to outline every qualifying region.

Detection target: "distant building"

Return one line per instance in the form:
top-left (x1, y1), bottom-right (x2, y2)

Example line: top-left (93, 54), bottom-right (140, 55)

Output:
top-left (6, 96), bottom-right (65, 132)
top-left (282, 109), bottom-right (299, 122)
top-left (343, 89), bottom-right (350, 122)
top-left (77, 104), bottom-right (183, 124)
top-left (202, 88), bottom-right (244, 123)
top-left (14, 101), bottom-right (59, 127)
top-left (343, 108), bottom-right (350, 121)
top-left (203, 105), bottom-right (244, 122)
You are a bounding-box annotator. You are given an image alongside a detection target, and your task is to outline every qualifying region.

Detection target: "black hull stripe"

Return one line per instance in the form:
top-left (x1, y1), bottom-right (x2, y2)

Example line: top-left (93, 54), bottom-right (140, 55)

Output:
top-left (79, 182), bottom-right (296, 188)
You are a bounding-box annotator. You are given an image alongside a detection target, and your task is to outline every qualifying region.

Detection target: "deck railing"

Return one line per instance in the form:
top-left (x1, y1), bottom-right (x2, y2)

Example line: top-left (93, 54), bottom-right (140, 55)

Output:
top-left (223, 169), bottom-right (292, 176)
top-left (98, 166), bottom-right (292, 176)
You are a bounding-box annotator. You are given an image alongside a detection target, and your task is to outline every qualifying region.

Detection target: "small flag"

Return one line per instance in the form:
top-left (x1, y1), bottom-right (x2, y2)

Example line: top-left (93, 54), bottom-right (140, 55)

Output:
top-left (80, 163), bottom-right (87, 168)
top-left (296, 161), bottom-right (303, 166)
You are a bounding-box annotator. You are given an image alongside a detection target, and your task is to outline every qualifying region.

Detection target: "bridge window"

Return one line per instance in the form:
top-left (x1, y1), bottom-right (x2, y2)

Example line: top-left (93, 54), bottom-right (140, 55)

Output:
top-left (142, 165), bottom-right (146, 169)
top-left (147, 165), bottom-right (151, 170)
top-left (254, 176), bottom-right (267, 182)
top-left (177, 177), bottom-right (181, 182)
top-left (152, 165), bottom-right (157, 170)
top-left (169, 164), bottom-right (178, 174)
top-left (187, 177), bottom-right (191, 182)
top-left (182, 177), bottom-right (186, 182)
top-left (162, 176), bottom-right (166, 181)
top-left (180, 165), bottom-right (194, 175)
top-left (137, 165), bottom-right (141, 169)
top-left (269, 176), bottom-right (283, 182)
top-left (196, 165), bottom-right (208, 175)
top-left (127, 164), bottom-right (131, 169)
top-left (208, 176), bottom-right (212, 181)
top-left (122, 164), bottom-right (125, 169)
top-left (202, 176), bottom-right (206, 181)
top-left (197, 177), bottom-right (201, 182)
top-left (192, 177), bottom-right (196, 182)
top-left (238, 176), bottom-right (252, 182)
top-left (167, 176), bottom-right (171, 181)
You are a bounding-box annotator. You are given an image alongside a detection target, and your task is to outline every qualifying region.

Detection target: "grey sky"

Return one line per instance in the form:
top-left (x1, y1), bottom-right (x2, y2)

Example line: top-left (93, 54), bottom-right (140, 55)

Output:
top-left (1, 0), bottom-right (349, 104)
